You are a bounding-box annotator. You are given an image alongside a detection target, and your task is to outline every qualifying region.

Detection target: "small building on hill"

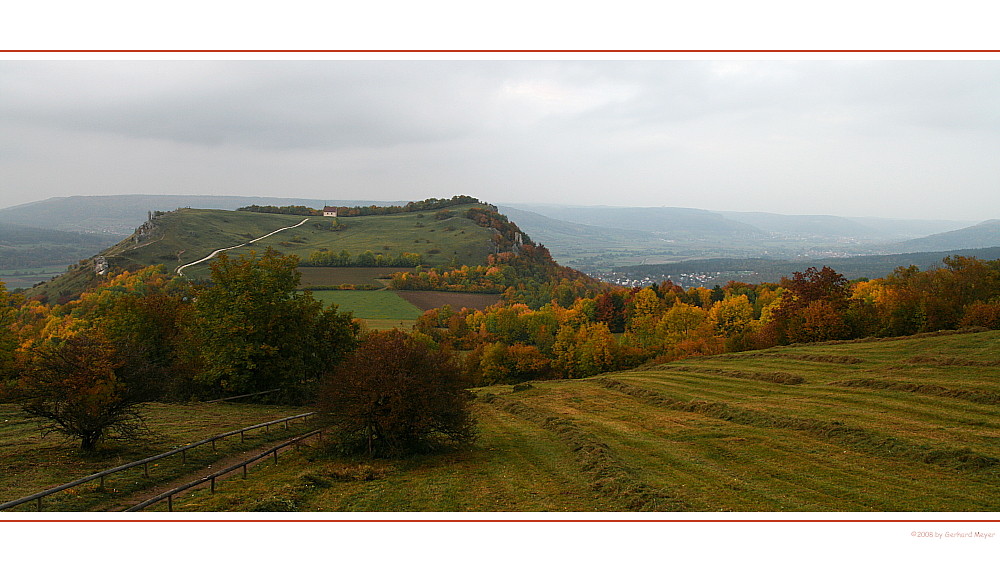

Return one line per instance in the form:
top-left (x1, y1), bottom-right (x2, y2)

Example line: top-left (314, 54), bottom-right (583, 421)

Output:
top-left (323, 207), bottom-right (339, 217)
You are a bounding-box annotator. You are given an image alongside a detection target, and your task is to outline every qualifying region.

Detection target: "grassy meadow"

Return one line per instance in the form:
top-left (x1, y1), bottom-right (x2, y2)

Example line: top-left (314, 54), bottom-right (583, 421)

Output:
top-left (308, 287), bottom-right (501, 330)
top-left (0, 402), bottom-right (310, 512)
top-left (310, 290), bottom-right (424, 321)
top-left (128, 329), bottom-right (1000, 513)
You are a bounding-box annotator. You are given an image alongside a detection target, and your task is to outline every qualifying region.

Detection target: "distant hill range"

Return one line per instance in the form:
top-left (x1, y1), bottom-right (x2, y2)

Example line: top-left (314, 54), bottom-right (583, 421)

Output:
top-left (894, 219), bottom-right (1000, 252)
top-left (0, 221), bottom-right (119, 271)
top-left (498, 203), bottom-right (985, 272)
top-left (712, 211), bottom-right (971, 241)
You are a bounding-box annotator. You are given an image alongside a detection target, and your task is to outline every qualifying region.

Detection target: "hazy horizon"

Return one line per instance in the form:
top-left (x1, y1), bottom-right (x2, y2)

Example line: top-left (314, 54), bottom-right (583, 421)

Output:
top-left (0, 192), bottom-right (983, 225)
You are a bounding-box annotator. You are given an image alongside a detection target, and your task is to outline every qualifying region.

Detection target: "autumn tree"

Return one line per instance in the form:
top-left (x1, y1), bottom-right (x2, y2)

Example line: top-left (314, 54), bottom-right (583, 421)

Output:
top-left (15, 331), bottom-right (156, 451)
top-left (63, 267), bottom-right (194, 400)
top-left (0, 282), bottom-right (16, 383)
top-left (769, 266), bottom-right (851, 343)
top-left (188, 249), bottom-right (358, 401)
top-left (318, 330), bottom-right (474, 457)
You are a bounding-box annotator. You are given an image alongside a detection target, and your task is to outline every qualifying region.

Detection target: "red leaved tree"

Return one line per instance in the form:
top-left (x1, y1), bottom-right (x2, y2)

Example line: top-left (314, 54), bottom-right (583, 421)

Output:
top-left (318, 330), bottom-right (474, 457)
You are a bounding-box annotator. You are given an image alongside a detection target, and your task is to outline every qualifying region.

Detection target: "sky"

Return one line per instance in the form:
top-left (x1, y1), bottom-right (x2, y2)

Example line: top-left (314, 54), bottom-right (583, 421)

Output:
top-left (1, 59), bottom-right (999, 221)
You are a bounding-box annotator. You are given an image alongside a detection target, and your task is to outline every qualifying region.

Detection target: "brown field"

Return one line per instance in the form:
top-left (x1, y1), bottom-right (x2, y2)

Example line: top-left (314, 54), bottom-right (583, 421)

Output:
top-left (296, 266), bottom-right (413, 287)
top-left (395, 290), bottom-right (502, 312)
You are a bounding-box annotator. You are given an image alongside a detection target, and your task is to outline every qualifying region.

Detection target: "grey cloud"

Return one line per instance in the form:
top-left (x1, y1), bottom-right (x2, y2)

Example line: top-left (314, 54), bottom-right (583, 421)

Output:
top-left (1, 59), bottom-right (998, 219)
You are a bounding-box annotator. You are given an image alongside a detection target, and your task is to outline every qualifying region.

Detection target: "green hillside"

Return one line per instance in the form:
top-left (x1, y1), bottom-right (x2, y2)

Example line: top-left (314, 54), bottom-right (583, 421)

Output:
top-left (24, 204), bottom-right (500, 302)
top-left (128, 329), bottom-right (999, 512)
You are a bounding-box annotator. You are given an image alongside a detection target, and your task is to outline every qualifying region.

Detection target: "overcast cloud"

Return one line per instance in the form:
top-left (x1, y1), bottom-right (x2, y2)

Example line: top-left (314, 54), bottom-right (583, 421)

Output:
top-left (1, 59), bottom-right (998, 220)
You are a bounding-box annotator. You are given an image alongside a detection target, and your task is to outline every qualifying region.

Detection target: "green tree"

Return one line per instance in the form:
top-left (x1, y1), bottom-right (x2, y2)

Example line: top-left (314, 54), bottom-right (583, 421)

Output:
top-left (188, 248), bottom-right (358, 401)
top-left (318, 330), bottom-right (474, 457)
top-left (68, 267), bottom-right (193, 400)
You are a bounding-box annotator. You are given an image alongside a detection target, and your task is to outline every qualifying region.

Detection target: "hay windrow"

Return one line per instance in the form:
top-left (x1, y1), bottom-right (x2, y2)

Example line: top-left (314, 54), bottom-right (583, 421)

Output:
top-left (479, 393), bottom-right (691, 511)
top-left (810, 327), bottom-right (989, 345)
top-left (905, 355), bottom-right (1000, 367)
top-left (656, 365), bottom-right (807, 385)
top-left (831, 379), bottom-right (1000, 405)
top-left (596, 378), bottom-right (1000, 475)
top-left (701, 352), bottom-right (863, 365)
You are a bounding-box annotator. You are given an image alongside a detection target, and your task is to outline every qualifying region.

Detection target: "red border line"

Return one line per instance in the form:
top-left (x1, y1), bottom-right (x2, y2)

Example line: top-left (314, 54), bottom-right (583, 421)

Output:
top-left (4, 519), bottom-right (1000, 523)
top-left (1, 49), bottom-right (1000, 53)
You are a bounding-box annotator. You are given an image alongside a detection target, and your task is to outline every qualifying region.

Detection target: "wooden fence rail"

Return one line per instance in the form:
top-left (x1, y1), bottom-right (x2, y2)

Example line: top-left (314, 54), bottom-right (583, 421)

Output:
top-left (0, 412), bottom-right (318, 512)
top-left (125, 429), bottom-right (324, 512)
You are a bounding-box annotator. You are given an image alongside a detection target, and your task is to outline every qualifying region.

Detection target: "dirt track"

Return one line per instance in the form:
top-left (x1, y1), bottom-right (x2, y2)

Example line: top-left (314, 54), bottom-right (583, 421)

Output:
top-left (97, 433), bottom-right (324, 512)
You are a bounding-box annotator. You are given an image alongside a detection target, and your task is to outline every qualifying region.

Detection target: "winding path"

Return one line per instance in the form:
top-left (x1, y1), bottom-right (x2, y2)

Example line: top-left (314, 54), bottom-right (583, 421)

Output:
top-left (175, 217), bottom-right (311, 276)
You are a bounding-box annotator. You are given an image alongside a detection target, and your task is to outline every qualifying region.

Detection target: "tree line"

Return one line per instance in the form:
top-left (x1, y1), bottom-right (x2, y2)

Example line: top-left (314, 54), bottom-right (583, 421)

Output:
top-left (302, 249), bottom-right (424, 268)
top-left (412, 256), bottom-right (1000, 385)
top-left (237, 195), bottom-right (481, 218)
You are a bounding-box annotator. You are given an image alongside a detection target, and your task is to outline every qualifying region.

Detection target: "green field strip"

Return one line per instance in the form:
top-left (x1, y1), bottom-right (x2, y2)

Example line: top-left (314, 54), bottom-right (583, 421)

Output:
top-left (310, 290), bottom-right (424, 320)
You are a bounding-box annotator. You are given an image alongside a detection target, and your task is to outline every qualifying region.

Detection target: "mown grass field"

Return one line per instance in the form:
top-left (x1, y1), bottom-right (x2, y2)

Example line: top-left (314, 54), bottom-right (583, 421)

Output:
top-left (141, 329), bottom-right (1000, 513)
top-left (0, 402), bottom-right (310, 512)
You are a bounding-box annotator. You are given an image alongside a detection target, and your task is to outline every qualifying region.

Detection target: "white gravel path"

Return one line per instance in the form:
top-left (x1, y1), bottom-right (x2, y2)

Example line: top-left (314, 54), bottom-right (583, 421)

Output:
top-left (175, 218), bottom-right (311, 276)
